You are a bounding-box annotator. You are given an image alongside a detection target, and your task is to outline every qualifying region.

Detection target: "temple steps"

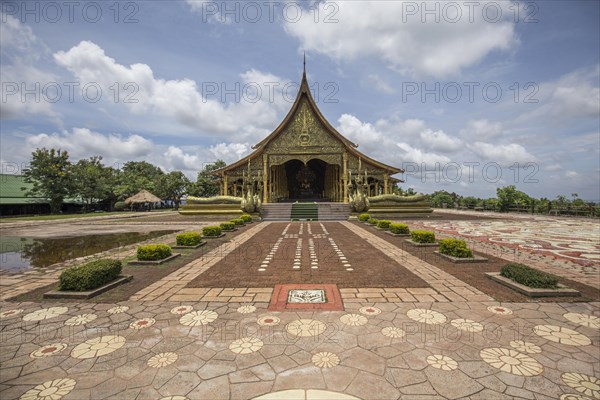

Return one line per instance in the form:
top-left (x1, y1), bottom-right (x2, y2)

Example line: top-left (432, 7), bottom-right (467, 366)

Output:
top-left (261, 202), bottom-right (350, 221)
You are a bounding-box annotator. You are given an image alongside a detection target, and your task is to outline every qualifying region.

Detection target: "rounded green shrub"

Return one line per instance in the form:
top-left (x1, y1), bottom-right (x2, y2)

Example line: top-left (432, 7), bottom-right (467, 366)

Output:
top-left (376, 220), bottom-right (392, 230)
top-left (500, 263), bottom-right (559, 288)
top-left (220, 222), bottom-right (235, 231)
top-left (411, 230), bottom-right (435, 243)
top-left (438, 238), bottom-right (473, 258)
top-left (240, 214), bottom-right (253, 223)
top-left (358, 213), bottom-right (370, 222)
top-left (176, 232), bottom-right (202, 246)
top-left (59, 259), bottom-right (122, 291)
top-left (231, 218), bottom-right (244, 226)
top-left (113, 201), bottom-right (127, 211)
top-left (202, 225), bottom-right (222, 237)
top-left (390, 223), bottom-right (410, 234)
top-left (367, 218), bottom-right (379, 225)
top-left (137, 244), bottom-right (172, 261)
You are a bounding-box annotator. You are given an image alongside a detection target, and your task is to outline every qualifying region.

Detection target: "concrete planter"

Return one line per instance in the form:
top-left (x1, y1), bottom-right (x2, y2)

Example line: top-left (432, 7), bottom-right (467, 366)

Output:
top-left (44, 275), bottom-right (133, 299)
top-left (434, 251), bottom-right (488, 263)
top-left (486, 272), bottom-right (580, 297)
top-left (129, 253), bottom-right (181, 265)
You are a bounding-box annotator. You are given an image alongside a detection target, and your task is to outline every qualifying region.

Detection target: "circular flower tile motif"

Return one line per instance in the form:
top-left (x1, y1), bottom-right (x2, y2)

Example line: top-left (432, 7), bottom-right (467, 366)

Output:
top-left (451, 319), bottom-right (484, 332)
top-left (562, 372), bottom-right (600, 399)
top-left (559, 394), bottom-right (591, 400)
top-left (563, 313), bottom-right (600, 329)
top-left (229, 337), bottom-right (263, 354)
top-left (286, 319), bottom-right (327, 337)
top-left (237, 305), bottom-right (256, 314)
top-left (71, 335), bottom-right (126, 359)
top-left (427, 354), bottom-right (458, 371)
top-left (487, 306), bottom-right (513, 315)
top-left (407, 309), bottom-right (447, 325)
top-left (0, 309), bottom-right (23, 319)
top-left (170, 306), bottom-right (193, 315)
top-left (480, 348), bottom-right (543, 376)
top-left (340, 313), bottom-right (368, 326)
top-left (30, 343), bottom-right (68, 359)
top-left (179, 310), bottom-right (218, 327)
top-left (19, 378), bottom-right (76, 400)
top-left (312, 352), bottom-right (340, 368)
top-left (381, 326), bottom-right (406, 338)
top-left (148, 352), bottom-right (178, 368)
top-left (65, 314), bottom-right (97, 326)
top-left (107, 305), bottom-right (129, 314)
top-left (509, 340), bottom-right (542, 354)
top-left (533, 325), bottom-right (592, 346)
top-left (130, 318), bottom-right (156, 330)
top-left (23, 307), bottom-right (68, 322)
top-left (257, 315), bottom-right (280, 326)
top-left (359, 306), bottom-right (382, 316)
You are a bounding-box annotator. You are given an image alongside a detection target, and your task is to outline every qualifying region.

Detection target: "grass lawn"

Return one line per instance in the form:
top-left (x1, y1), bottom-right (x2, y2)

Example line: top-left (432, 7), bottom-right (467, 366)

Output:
top-left (0, 209), bottom-right (173, 223)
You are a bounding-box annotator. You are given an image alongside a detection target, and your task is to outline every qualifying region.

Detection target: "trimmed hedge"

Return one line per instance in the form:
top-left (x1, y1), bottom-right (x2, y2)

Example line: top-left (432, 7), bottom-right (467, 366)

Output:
top-left (501, 263), bottom-right (559, 289)
top-left (358, 213), bottom-right (370, 222)
top-left (390, 223), bottom-right (410, 234)
top-left (59, 259), bottom-right (122, 291)
top-left (438, 238), bottom-right (473, 258)
top-left (231, 218), bottom-right (244, 226)
top-left (411, 230), bottom-right (435, 243)
top-left (377, 220), bottom-right (392, 230)
top-left (202, 225), bottom-right (222, 237)
top-left (220, 222), bottom-right (235, 230)
top-left (367, 218), bottom-right (379, 225)
top-left (176, 232), bottom-right (202, 246)
top-left (137, 244), bottom-right (172, 261)
top-left (240, 214), bottom-right (253, 223)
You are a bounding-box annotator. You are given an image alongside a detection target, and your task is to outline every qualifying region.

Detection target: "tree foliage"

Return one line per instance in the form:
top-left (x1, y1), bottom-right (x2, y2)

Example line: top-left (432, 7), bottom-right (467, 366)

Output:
top-left (188, 160), bottom-right (226, 198)
top-left (115, 161), bottom-right (165, 199)
top-left (71, 156), bottom-right (116, 210)
top-left (156, 171), bottom-right (191, 209)
top-left (23, 148), bottom-right (73, 213)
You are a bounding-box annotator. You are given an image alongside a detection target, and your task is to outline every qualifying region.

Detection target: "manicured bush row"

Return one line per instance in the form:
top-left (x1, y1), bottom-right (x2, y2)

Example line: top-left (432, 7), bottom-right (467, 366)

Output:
top-left (367, 218), bottom-right (379, 225)
top-left (411, 230), bottom-right (435, 243)
top-left (376, 220), bottom-right (392, 230)
top-left (176, 232), bottom-right (202, 246)
top-left (240, 214), bottom-right (253, 223)
top-left (220, 222), bottom-right (235, 230)
top-left (500, 263), bottom-right (559, 289)
top-left (137, 244), bottom-right (172, 261)
top-left (358, 213), bottom-right (370, 222)
top-left (438, 238), bottom-right (473, 258)
top-left (59, 259), bottom-right (122, 291)
top-left (390, 223), bottom-right (410, 234)
top-left (202, 226), bottom-right (222, 237)
top-left (231, 218), bottom-right (244, 226)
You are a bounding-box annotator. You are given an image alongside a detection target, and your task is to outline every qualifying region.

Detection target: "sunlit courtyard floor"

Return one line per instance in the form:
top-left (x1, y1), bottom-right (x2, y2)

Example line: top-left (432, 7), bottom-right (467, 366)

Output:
top-left (0, 211), bottom-right (598, 399)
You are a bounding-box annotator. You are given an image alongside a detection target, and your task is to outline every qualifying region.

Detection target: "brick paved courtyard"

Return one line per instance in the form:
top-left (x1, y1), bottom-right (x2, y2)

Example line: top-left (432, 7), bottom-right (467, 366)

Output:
top-left (0, 212), bottom-right (598, 399)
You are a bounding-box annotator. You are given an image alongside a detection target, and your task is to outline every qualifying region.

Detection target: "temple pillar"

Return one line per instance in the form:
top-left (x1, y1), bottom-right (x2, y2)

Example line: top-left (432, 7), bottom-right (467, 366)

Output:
top-left (223, 174), bottom-right (228, 196)
top-left (343, 152), bottom-right (348, 203)
top-left (263, 155), bottom-right (268, 203)
top-left (384, 173), bottom-right (389, 195)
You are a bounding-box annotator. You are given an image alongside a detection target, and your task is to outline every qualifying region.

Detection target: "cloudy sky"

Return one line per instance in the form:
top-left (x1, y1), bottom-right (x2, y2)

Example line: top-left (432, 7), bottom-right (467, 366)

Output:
top-left (1, 1), bottom-right (599, 200)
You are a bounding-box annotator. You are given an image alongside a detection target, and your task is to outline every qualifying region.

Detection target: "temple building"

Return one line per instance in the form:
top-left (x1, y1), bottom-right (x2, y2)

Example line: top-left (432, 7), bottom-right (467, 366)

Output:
top-left (215, 67), bottom-right (403, 204)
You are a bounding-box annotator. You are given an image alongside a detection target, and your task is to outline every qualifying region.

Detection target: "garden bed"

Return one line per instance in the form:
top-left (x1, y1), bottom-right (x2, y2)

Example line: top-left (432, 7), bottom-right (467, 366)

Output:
top-left (128, 253), bottom-right (181, 265)
top-left (434, 251), bottom-right (488, 263)
top-left (43, 275), bottom-right (133, 299)
top-left (404, 239), bottom-right (438, 247)
top-left (203, 233), bottom-right (226, 239)
top-left (172, 242), bottom-right (206, 249)
top-left (486, 272), bottom-right (580, 297)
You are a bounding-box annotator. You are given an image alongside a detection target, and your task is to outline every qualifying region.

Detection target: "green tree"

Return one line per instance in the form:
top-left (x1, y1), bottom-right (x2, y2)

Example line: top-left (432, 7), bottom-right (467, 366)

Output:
top-left (188, 160), bottom-right (226, 197)
top-left (461, 196), bottom-right (479, 209)
top-left (71, 156), bottom-right (116, 211)
top-left (429, 191), bottom-right (455, 208)
top-left (496, 185), bottom-right (532, 212)
top-left (156, 171), bottom-right (191, 209)
top-left (22, 148), bottom-right (73, 213)
top-left (115, 161), bottom-right (164, 199)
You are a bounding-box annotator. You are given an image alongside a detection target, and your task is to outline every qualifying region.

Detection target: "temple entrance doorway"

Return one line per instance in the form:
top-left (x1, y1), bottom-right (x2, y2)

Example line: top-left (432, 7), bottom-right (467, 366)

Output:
top-left (283, 159), bottom-right (327, 200)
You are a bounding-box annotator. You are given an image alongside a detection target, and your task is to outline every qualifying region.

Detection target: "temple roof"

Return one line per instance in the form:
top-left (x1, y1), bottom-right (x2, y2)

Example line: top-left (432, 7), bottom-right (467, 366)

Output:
top-left (218, 68), bottom-right (403, 175)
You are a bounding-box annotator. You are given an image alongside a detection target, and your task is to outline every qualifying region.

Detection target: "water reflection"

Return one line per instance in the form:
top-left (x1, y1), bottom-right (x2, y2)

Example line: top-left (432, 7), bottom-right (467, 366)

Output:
top-left (0, 230), bottom-right (176, 272)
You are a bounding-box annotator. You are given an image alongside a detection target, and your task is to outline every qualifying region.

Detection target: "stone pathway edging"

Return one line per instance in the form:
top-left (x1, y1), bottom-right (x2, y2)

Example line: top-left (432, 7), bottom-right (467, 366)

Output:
top-left (130, 222), bottom-right (272, 302)
top-left (341, 221), bottom-right (494, 303)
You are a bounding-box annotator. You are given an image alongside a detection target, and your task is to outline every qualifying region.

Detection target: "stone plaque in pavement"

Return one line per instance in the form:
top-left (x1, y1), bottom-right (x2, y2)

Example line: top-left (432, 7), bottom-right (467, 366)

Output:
top-left (287, 289), bottom-right (327, 303)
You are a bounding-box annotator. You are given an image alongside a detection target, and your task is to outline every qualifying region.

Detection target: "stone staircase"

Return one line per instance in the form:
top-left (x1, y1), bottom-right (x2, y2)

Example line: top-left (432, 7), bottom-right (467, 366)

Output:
top-left (261, 202), bottom-right (350, 221)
